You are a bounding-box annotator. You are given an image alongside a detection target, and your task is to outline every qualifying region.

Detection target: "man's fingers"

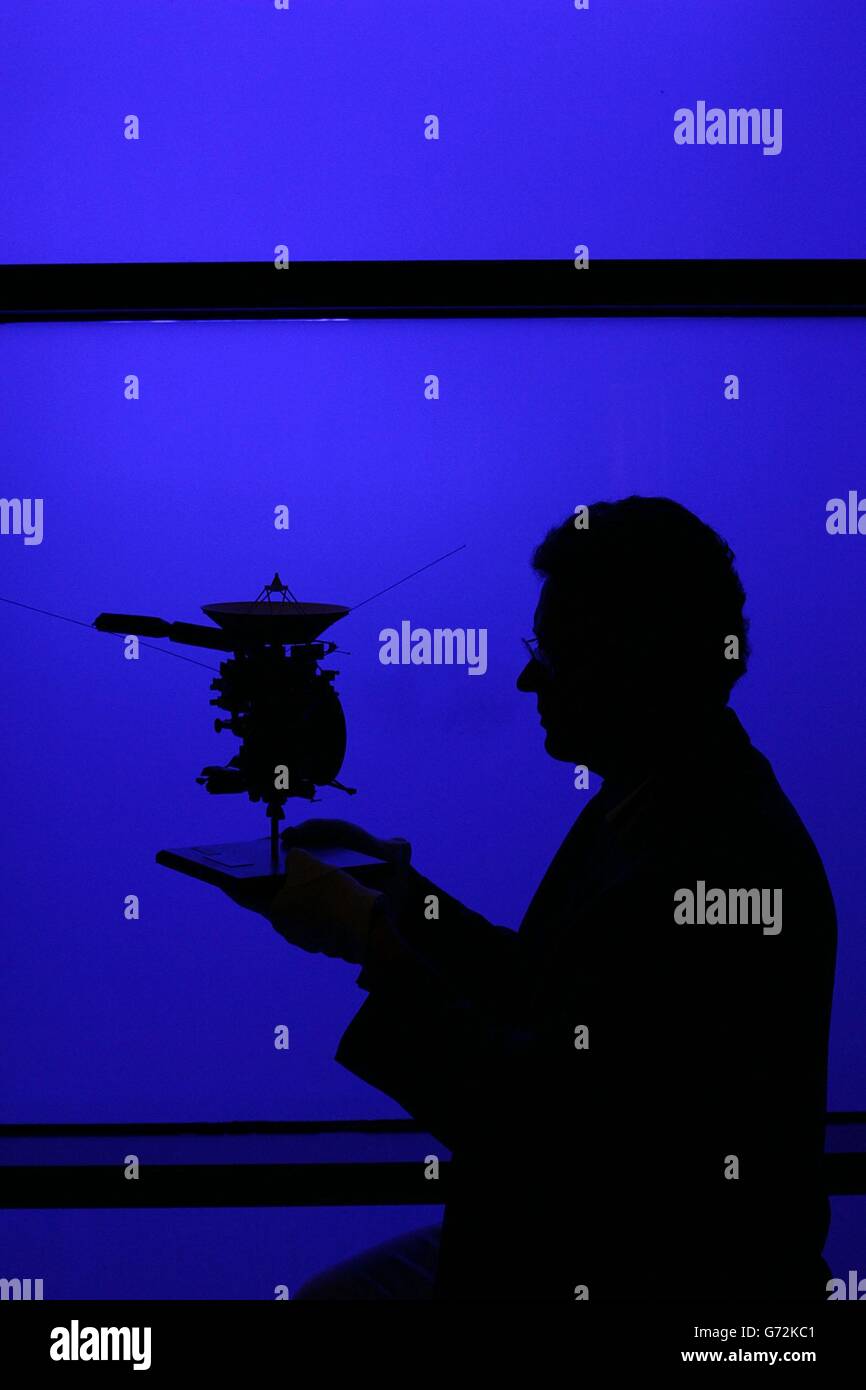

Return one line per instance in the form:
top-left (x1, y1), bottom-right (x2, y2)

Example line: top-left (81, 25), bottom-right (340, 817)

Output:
top-left (281, 818), bottom-right (355, 849)
top-left (220, 881), bottom-right (280, 916)
top-left (281, 846), bottom-right (337, 889)
top-left (281, 818), bottom-right (411, 866)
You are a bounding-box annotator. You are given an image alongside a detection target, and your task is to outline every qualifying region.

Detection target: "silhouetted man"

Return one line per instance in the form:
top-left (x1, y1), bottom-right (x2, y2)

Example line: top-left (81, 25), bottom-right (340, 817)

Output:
top-left (238, 497), bottom-right (837, 1301)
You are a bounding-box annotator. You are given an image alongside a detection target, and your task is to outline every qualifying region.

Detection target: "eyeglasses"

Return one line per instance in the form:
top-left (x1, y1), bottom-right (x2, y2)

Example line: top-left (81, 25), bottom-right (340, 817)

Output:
top-left (522, 635), bottom-right (556, 675)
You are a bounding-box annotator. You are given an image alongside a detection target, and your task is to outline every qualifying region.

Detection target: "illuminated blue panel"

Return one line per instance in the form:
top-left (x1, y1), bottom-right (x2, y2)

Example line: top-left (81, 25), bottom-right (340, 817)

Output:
top-left (2, 0), bottom-right (864, 262)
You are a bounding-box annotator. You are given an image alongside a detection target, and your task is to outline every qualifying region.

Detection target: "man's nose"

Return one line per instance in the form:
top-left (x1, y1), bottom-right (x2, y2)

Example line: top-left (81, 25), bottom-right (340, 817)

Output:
top-left (516, 658), bottom-right (541, 693)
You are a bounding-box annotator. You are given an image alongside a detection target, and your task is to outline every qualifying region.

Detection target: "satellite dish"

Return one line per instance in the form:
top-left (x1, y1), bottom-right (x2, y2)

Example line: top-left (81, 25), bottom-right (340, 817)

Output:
top-left (201, 600), bottom-right (349, 646)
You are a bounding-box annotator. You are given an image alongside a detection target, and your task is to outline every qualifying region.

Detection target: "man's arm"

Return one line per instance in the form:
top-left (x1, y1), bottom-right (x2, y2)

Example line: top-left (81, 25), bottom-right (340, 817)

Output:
top-left (338, 888), bottom-right (581, 1151)
top-left (357, 865), bottom-right (525, 1009)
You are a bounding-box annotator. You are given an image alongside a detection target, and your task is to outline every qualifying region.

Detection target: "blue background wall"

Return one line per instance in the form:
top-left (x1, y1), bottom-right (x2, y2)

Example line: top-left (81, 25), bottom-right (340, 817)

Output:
top-left (1, 314), bottom-right (864, 1125)
top-left (2, 0), bottom-right (864, 263)
top-left (2, 0), bottom-right (864, 1300)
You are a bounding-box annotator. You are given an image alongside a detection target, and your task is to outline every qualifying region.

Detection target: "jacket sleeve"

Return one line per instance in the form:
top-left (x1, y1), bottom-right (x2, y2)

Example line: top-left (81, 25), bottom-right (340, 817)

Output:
top-left (335, 877), bottom-right (581, 1151)
top-left (355, 865), bottom-right (523, 1005)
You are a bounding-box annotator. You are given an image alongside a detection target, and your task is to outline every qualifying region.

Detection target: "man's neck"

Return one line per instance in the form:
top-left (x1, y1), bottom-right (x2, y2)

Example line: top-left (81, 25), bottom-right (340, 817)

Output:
top-left (599, 703), bottom-right (731, 798)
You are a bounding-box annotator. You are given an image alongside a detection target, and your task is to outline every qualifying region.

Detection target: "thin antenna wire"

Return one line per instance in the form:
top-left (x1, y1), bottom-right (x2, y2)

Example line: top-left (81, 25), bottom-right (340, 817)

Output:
top-left (0, 595), bottom-right (221, 672)
top-left (1, 541), bottom-right (468, 666)
top-left (349, 543), bottom-right (467, 613)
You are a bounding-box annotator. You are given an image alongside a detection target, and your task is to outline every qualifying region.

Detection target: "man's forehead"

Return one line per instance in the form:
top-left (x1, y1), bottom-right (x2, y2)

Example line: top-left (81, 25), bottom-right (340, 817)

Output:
top-left (534, 581), bottom-right (567, 635)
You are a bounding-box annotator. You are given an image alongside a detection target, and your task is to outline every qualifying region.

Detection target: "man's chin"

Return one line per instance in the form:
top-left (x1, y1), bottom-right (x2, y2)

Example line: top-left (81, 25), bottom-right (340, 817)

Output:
top-left (542, 726), bottom-right (576, 762)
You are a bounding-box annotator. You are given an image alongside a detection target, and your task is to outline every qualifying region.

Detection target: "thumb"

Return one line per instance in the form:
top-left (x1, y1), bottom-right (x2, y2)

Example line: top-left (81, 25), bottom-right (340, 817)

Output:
top-left (281, 846), bottom-right (336, 889)
top-left (379, 837), bottom-right (412, 867)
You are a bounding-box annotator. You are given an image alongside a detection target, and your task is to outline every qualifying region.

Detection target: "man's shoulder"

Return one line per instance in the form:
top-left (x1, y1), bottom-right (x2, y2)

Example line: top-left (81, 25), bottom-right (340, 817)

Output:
top-left (613, 710), bottom-right (833, 898)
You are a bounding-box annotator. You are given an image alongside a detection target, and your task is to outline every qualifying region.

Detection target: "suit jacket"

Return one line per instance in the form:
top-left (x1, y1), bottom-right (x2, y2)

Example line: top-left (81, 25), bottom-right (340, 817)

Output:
top-left (335, 707), bottom-right (837, 1301)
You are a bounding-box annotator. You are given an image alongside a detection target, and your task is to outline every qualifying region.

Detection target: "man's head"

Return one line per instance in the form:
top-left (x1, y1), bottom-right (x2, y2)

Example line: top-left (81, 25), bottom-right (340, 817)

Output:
top-left (516, 497), bottom-right (750, 777)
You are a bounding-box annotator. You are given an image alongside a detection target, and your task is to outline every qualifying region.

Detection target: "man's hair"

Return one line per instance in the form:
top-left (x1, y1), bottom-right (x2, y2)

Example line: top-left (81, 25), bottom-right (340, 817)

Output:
top-left (531, 496), bottom-right (750, 704)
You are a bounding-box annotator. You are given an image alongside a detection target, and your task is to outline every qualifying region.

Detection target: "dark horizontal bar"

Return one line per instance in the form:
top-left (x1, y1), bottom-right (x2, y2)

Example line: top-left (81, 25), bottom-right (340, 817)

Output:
top-left (1, 260), bottom-right (865, 322)
top-left (1, 1113), bottom-right (860, 1138)
top-left (1, 1156), bottom-right (861, 1209)
top-left (0, 1119), bottom-right (427, 1138)
top-left (0, 1162), bottom-right (450, 1209)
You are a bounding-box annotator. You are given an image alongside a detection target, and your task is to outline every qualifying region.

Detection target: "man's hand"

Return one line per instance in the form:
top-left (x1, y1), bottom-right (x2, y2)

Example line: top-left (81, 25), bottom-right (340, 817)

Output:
top-left (281, 817), bottom-right (411, 870)
top-left (221, 820), bottom-right (412, 964)
top-left (222, 847), bottom-right (381, 964)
